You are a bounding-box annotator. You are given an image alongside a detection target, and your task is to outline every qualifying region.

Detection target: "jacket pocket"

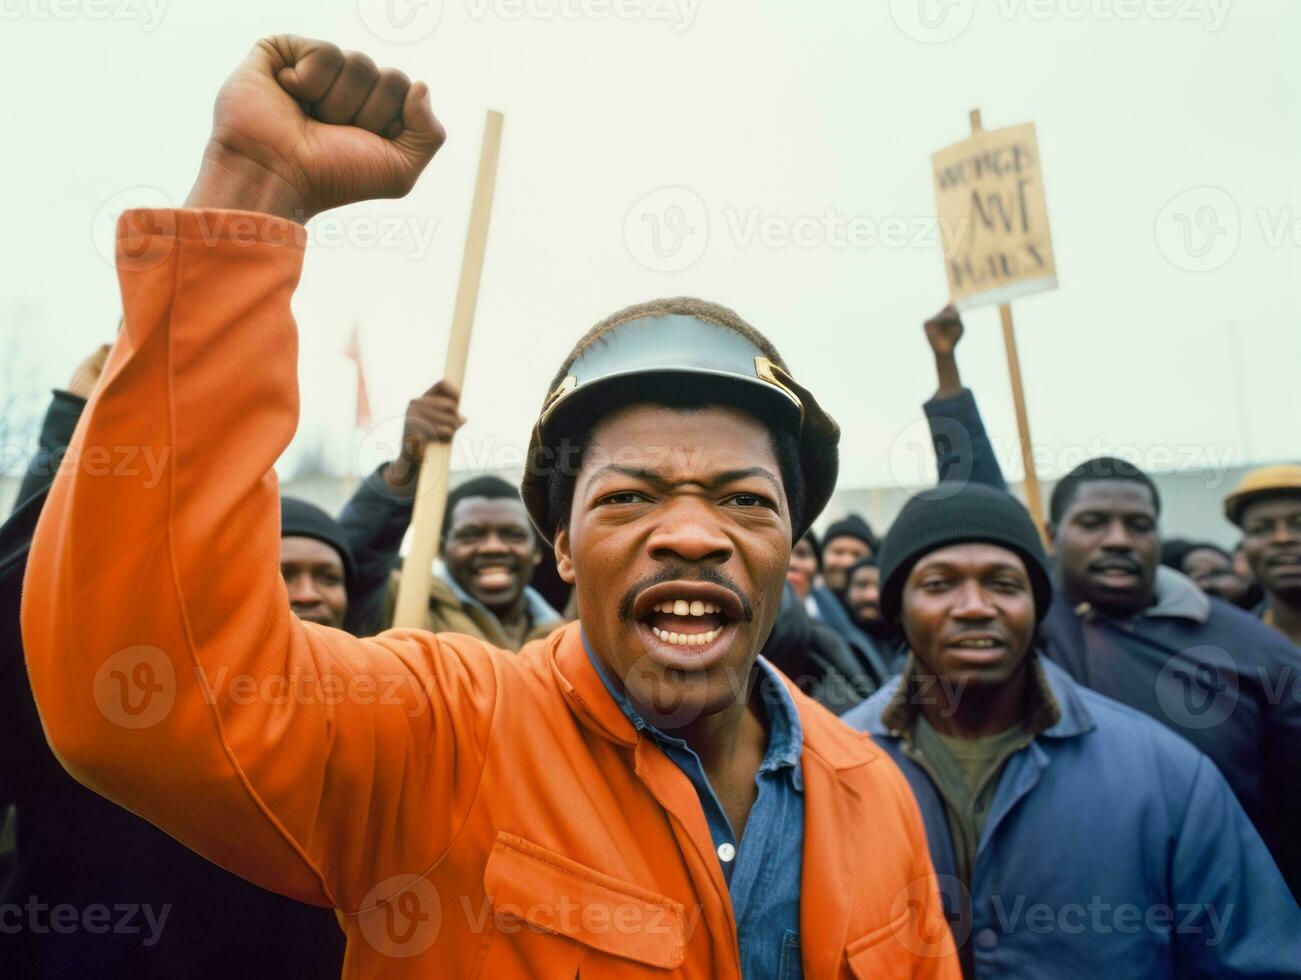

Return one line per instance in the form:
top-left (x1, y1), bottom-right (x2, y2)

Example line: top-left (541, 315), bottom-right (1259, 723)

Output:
top-left (845, 910), bottom-right (912, 978)
top-left (480, 832), bottom-right (686, 972)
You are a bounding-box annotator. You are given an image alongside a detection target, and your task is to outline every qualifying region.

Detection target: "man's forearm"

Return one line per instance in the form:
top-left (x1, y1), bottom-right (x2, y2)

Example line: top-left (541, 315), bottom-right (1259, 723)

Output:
top-left (933, 353), bottom-right (963, 400)
top-left (339, 466), bottom-right (415, 635)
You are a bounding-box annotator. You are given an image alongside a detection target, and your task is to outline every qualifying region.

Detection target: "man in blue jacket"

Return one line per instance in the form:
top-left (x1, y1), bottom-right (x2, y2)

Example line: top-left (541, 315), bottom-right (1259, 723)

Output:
top-left (918, 303), bottom-right (1301, 901)
top-left (843, 483), bottom-right (1300, 979)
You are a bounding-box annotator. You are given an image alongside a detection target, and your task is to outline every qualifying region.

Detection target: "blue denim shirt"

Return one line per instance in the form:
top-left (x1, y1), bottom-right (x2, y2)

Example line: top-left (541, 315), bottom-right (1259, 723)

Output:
top-left (583, 634), bottom-right (805, 979)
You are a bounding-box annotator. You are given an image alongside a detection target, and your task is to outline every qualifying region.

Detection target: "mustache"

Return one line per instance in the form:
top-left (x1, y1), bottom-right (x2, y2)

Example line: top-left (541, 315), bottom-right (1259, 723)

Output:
top-left (617, 565), bottom-right (755, 623)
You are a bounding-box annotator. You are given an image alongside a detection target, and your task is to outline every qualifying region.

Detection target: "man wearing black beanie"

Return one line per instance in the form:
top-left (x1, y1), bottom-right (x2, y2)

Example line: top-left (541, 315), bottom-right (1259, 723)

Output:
top-left (280, 496), bottom-right (356, 629)
top-left (843, 483), bottom-right (1300, 979)
top-left (918, 303), bottom-right (1301, 901)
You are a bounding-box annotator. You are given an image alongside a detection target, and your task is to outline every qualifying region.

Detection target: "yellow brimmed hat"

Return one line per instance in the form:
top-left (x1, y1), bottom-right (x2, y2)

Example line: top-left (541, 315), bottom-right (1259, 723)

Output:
top-left (1224, 464), bottom-right (1301, 527)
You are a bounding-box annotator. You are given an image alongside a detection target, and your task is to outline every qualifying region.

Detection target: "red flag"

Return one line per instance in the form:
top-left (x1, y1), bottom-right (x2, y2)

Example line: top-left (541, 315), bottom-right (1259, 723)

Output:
top-left (343, 321), bottom-right (373, 430)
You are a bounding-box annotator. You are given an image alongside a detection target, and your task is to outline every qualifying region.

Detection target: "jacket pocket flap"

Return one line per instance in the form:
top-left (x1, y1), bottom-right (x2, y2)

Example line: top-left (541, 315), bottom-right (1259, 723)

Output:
top-left (845, 910), bottom-right (911, 978)
top-left (483, 833), bottom-right (685, 970)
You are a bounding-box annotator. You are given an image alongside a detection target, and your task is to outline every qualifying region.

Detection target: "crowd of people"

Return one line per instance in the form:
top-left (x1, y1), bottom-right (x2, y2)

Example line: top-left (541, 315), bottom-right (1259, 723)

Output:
top-left (3, 33), bottom-right (1300, 979)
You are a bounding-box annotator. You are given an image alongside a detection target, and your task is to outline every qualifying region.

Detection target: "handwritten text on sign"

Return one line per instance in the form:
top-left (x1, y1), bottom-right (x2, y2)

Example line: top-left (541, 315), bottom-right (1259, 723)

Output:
top-left (932, 122), bottom-right (1057, 309)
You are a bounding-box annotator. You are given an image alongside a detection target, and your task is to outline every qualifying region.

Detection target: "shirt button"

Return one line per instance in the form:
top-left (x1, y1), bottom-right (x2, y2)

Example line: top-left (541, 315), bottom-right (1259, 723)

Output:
top-left (717, 843), bottom-right (736, 863)
top-left (976, 928), bottom-right (998, 949)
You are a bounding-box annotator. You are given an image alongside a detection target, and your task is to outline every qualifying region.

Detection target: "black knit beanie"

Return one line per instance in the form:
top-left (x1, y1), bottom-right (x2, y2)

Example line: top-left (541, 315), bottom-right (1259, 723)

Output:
top-left (821, 514), bottom-right (877, 555)
top-left (878, 483), bottom-right (1052, 624)
top-left (280, 497), bottom-right (355, 589)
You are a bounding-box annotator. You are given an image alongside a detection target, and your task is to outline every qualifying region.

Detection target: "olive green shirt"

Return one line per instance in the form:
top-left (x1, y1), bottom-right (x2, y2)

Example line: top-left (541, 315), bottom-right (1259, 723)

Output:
top-left (910, 717), bottom-right (1034, 886)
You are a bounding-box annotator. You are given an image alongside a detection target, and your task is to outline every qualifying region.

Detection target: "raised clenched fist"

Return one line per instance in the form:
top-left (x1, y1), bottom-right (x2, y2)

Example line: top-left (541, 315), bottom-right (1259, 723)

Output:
top-left (924, 304), bottom-right (964, 358)
top-left (185, 36), bottom-right (446, 223)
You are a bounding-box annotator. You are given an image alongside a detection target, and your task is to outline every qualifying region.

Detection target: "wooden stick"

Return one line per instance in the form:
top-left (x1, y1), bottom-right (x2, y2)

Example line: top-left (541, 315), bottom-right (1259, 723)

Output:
top-left (999, 303), bottom-right (1047, 535)
top-left (969, 107), bottom-right (1047, 537)
top-left (393, 110), bottom-right (505, 629)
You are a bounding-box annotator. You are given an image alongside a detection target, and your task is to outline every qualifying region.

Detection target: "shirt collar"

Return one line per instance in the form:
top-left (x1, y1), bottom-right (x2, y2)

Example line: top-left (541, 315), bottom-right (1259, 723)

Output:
top-left (581, 631), bottom-right (804, 788)
top-left (436, 562), bottom-right (562, 627)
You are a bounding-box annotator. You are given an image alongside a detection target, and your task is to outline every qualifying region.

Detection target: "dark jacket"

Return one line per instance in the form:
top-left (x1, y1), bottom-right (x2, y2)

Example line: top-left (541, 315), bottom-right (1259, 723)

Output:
top-left (844, 655), bottom-right (1301, 979)
top-left (763, 584), bottom-right (882, 713)
top-left (1, 391), bottom-right (389, 977)
top-left (807, 585), bottom-right (898, 684)
top-left (925, 387), bottom-right (1301, 899)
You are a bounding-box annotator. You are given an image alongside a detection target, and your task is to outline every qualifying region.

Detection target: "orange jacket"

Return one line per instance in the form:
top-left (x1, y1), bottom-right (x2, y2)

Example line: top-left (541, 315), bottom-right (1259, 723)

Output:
top-left (22, 209), bottom-right (960, 979)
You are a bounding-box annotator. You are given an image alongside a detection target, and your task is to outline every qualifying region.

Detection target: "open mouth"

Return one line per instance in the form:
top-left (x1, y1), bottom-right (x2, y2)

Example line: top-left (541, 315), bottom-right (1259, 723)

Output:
top-left (944, 634), bottom-right (1009, 662)
top-left (1090, 558), bottom-right (1141, 583)
top-left (632, 581), bottom-right (745, 670)
top-left (471, 561), bottom-right (517, 591)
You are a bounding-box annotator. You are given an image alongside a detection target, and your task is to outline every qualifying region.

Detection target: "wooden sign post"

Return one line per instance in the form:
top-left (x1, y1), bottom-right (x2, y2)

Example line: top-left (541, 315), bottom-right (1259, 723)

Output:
top-left (931, 108), bottom-right (1052, 534)
top-left (393, 110), bottom-right (505, 629)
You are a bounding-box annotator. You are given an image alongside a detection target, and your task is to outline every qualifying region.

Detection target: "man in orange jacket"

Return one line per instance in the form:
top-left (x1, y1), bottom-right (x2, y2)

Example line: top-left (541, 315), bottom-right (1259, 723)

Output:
top-left (21, 36), bottom-right (958, 978)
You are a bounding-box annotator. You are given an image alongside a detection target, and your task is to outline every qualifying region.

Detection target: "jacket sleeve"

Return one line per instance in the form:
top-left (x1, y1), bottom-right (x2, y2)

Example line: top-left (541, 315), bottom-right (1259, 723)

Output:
top-left (0, 394), bottom-right (88, 800)
top-left (923, 388), bottom-right (1007, 492)
top-left (1260, 640), bottom-right (1301, 902)
top-left (1169, 754), bottom-right (1301, 978)
top-left (337, 466), bottom-right (414, 636)
top-left (11, 390), bottom-right (86, 512)
top-left (21, 209), bottom-right (498, 912)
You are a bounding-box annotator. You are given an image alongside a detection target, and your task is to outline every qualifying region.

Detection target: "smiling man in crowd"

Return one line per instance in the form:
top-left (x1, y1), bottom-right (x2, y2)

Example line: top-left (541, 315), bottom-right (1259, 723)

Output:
top-left (844, 483), bottom-right (1300, 978)
top-left (382, 476), bottom-right (562, 649)
top-left (1226, 464), bottom-right (1301, 647)
top-left (21, 36), bottom-right (958, 978)
top-left (920, 302), bottom-right (1301, 901)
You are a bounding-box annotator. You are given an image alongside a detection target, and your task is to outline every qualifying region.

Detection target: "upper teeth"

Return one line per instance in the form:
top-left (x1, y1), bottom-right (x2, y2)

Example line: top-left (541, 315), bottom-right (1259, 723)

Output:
top-left (653, 600), bottom-right (720, 616)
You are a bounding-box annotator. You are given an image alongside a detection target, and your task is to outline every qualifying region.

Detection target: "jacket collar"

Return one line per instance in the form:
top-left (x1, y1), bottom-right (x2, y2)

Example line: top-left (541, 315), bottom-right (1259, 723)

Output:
top-left (1143, 565), bottom-right (1211, 623)
top-left (872, 652), bottom-right (1093, 740)
top-left (548, 621), bottom-right (877, 776)
top-left (436, 563), bottom-right (563, 628)
top-left (550, 622), bottom-right (639, 747)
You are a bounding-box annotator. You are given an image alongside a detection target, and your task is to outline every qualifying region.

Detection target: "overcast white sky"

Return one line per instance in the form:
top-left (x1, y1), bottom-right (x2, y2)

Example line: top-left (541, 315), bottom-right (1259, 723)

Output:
top-left (1, 0), bottom-right (1297, 491)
